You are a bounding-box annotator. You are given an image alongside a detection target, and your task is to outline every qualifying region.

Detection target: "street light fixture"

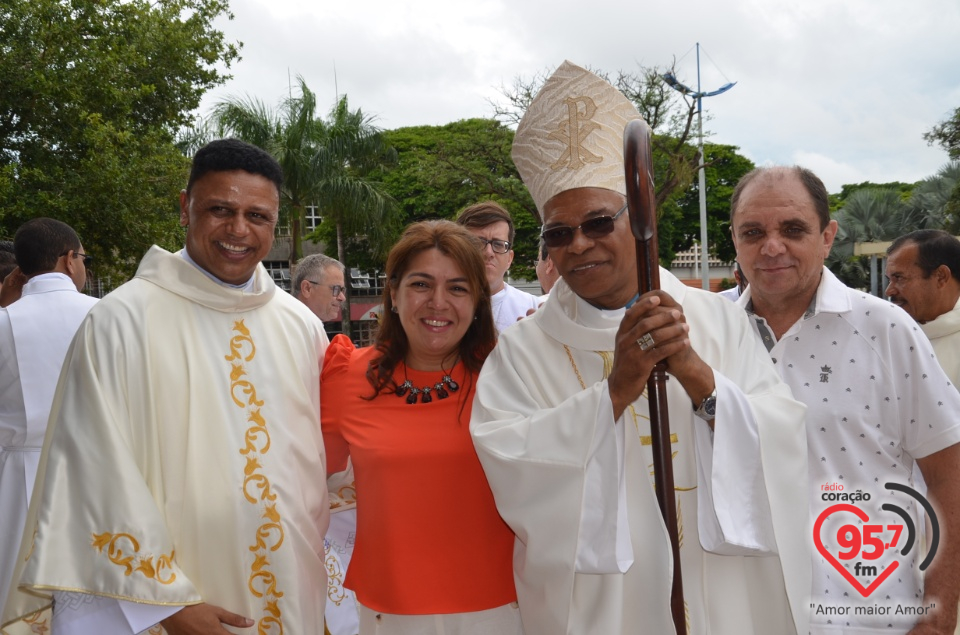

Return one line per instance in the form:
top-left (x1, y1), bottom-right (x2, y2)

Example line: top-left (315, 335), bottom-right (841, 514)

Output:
top-left (663, 43), bottom-right (735, 291)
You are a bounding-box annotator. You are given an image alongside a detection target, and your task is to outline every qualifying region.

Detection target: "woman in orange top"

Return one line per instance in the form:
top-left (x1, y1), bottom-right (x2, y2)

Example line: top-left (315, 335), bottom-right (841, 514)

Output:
top-left (321, 220), bottom-right (521, 634)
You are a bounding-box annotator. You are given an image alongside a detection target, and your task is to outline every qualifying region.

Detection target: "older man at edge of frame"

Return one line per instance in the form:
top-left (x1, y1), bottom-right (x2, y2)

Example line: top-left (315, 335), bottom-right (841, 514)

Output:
top-left (731, 166), bottom-right (960, 634)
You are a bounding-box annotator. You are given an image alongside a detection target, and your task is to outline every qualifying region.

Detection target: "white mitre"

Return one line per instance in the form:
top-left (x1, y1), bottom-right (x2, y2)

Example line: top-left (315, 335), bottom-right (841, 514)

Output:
top-left (512, 60), bottom-right (644, 213)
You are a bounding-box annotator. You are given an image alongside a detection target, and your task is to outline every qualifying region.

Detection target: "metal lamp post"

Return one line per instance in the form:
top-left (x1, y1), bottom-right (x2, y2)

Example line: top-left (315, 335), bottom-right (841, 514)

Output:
top-left (663, 43), bottom-right (735, 291)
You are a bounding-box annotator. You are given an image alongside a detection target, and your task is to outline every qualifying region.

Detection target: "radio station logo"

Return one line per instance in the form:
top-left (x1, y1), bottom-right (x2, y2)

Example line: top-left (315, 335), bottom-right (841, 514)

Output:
top-left (814, 482), bottom-right (939, 598)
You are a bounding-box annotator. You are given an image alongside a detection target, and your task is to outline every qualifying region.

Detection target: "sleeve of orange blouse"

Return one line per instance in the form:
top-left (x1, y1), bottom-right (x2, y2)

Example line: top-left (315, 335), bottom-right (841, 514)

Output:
top-left (321, 334), bottom-right (356, 476)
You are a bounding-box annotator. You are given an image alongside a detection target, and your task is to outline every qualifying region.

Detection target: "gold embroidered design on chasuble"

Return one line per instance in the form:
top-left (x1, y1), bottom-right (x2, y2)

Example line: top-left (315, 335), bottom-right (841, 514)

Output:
top-left (548, 96), bottom-right (602, 170)
top-left (22, 608), bottom-right (49, 634)
top-left (24, 524), bottom-right (37, 562)
top-left (590, 350), bottom-right (695, 492)
top-left (328, 483), bottom-right (357, 510)
top-left (325, 546), bottom-right (347, 606)
top-left (563, 346), bottom-right (693, 534)
top-left (90, 532), bottom-right (176, 584)
top-left (225, 319), bottom-right (286, 634)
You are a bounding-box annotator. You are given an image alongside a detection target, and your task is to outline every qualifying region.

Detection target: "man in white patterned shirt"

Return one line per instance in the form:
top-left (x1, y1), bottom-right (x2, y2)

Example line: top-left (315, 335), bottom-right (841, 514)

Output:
top-left (731, 165), bottom-right (960, 634)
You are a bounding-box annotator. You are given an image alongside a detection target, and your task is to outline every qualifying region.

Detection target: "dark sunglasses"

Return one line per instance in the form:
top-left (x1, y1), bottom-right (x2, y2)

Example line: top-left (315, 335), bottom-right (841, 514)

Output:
top-left (540, 203), bottom-right (628, 249)
top-left (61, 250), bottom-right (93, 267)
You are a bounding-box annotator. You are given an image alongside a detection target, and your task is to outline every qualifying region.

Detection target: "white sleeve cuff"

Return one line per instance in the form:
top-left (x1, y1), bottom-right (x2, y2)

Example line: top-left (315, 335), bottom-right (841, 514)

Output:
top-left (696, 371), bottom-right (778, 555)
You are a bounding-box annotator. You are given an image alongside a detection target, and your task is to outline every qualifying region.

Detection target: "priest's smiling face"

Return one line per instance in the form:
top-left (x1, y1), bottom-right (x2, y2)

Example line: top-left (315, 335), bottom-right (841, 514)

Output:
top-left (180, 169), bottom-right (280, 285)
top-left (541, 187), bottom-right (638, 310)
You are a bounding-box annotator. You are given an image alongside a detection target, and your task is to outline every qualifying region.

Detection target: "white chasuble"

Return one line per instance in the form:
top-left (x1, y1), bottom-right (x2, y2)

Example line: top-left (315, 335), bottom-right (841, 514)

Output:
top-left (471, 270), bottom-right (811, 635)
top-left (0, 274), bottom-right (97, 620)
top-left (1, 247), bottom-right (329, 635)
top-left (921, 297), bottom-right (960, 388)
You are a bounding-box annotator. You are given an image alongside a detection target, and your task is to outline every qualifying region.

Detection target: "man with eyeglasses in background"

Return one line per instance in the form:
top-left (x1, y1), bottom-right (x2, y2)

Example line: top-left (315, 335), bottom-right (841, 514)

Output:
top-left (469, 61), bottom-right (810, 635)
top-left (0, 218), bottom-right (98, 619)
top-left (291, 251), bottom-right (360, 635)
top-left (293, 253), bottom-right (346, 324)
top-left (456, 200), bottom-right (540, 332)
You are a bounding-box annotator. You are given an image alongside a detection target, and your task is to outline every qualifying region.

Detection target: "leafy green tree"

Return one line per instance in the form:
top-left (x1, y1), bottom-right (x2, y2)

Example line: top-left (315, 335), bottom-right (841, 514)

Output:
top-left (376, 119), bottom-right (540, 280)
top-left (663, 143), bottom-right (754, 264)
top-left (925, 107), bottom-right (960, 160)
top-left (0, 0), bottom-right (239, 281)
top-left (828, 181), bottom-right (914, 213)
top-left (924, 110), bottom-right (960, 224)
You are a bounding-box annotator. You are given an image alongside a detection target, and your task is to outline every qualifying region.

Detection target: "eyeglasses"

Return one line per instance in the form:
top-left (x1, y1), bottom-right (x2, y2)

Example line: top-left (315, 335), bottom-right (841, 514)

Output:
top-left (540, 203), bottom-right (628, 249)
top-left (477, 238), bottom-right (511, 254)
top-left (61, 250), bottom-right (93, 267)
top-left (308, 281), bottom-right (345, 296)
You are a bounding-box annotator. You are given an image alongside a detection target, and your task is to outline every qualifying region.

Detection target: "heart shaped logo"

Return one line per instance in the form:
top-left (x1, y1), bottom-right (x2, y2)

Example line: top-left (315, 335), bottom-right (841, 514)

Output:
top-left (813, 503), bottom-right (900, 598)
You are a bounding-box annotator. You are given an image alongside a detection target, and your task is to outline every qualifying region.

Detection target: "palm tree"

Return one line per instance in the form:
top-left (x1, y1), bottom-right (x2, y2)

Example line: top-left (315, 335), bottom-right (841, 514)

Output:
top-left (311, 95), bottom-right (398, 337)
top-left (827, 188), bottom-right (908, 289)
top-left (902, 162), bottom-right (960, 232)
top-left (211, 77), bottom-right (324, 263)
top-left (209, 80), bottom-right (399, 339)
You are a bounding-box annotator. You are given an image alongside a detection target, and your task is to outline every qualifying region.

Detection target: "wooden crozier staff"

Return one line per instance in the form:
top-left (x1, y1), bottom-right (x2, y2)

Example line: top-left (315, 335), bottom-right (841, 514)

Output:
top-left (623, 118), bottom-right (686, 635)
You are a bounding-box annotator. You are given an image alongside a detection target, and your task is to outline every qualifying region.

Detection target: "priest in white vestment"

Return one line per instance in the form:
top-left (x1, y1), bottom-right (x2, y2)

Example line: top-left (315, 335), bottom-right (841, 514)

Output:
top-left (1, 140), bottom-right (330, 635)
top-left (885, 229), bottom-right (960, 387)
top-left (470, 60), bottom-right (811, 635)
top-left (0, 218), bottom-right (97, 619)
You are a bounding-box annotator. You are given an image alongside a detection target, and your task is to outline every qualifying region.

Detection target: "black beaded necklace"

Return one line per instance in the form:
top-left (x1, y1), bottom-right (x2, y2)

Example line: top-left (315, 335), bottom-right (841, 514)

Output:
top-left (395, 359), bottom-right (460, 404)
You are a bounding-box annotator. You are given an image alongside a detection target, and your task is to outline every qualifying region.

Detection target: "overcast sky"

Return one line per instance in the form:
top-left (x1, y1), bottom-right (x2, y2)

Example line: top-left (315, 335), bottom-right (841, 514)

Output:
top-left (197, 0), bottom-right (960, 194)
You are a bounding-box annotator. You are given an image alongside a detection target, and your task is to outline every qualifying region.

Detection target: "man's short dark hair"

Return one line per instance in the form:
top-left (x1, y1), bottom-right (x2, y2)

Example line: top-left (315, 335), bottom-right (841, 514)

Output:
top-left (14, 218), bottom-right (81, 276)
top-left (888, 229), bottom-right (960, 282)
top-left (0, 240), bottom-right (16, 281)
top-left (455, 201), bottom-right (516, 245)
top-left (731, 166), bottom-right (831, 231)
top-left (186, 139), bottom-right (283, 195)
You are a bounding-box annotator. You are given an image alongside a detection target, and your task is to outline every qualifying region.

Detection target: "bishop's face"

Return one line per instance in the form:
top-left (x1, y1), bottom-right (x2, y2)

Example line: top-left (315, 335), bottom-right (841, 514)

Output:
top-left (541, 187), bottom-right (637, 310)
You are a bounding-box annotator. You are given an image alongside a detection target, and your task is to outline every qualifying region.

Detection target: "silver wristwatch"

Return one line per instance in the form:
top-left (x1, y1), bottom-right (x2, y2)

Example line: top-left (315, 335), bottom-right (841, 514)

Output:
top-left (693, 388), bottom-right (717, 421)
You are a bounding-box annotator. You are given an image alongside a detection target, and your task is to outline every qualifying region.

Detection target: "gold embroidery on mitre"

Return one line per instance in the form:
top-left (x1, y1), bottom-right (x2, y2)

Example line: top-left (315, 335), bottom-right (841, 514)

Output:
top-left (90, 532), bottom-right (176, 584)
top-left (548, 96), bottom-right (602, 170)
top-left (226, 321), bottom-right (286, 632)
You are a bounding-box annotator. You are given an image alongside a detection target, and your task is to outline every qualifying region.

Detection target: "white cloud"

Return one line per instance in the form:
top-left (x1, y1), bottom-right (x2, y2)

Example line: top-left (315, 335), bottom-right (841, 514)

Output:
top-left (198, 0), bottom-right (960, 190)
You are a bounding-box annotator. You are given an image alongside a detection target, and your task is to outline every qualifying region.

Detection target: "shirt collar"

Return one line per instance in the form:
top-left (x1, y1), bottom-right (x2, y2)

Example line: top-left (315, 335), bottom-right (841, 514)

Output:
top-left (743, 266), bottom-right (851, 320)
top-left (179, 248), bottom-right (257, 292)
